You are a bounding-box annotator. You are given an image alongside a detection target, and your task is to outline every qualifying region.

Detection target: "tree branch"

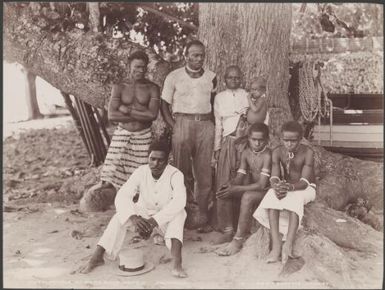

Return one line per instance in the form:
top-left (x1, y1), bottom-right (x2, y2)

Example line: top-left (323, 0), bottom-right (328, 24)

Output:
top-left (139, 4), bottom-right (198, 32)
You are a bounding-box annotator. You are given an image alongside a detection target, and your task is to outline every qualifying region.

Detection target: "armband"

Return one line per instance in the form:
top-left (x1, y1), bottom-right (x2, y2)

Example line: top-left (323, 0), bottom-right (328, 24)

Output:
top-left (261, 172), bottom-right (270, 177)
top-left (309, 183), bottom-right (316, 189)
top-left (237, 169), bottom-right (247, 175)
top-left (300, 177), bottom-right (310, 186)
top-left (269, 176), bottom-right (280, 182)
top-left (151, 97), bottom-right (160, 101)
top-left (261, 168), bottom-right (270, 173)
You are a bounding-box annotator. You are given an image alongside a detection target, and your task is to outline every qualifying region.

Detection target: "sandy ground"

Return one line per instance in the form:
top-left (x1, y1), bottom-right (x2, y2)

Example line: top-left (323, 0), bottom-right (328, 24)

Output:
top-left (3, 117), bottom-right (383, 289)
top-left (3, 202), bottom-right (331, 289)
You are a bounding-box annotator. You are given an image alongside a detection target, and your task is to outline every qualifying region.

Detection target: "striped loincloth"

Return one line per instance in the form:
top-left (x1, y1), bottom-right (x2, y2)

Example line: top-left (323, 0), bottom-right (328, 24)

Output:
top-left (101, 126), bottom-right (152, 189)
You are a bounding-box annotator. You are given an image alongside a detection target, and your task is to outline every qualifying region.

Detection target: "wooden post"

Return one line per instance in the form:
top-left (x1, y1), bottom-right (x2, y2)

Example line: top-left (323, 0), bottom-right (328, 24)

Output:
top-left (61, 92), bottom-right (91, 157)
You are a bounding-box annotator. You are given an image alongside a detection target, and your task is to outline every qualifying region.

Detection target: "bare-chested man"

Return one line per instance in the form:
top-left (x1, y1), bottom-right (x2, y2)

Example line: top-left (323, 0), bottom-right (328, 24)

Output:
top-left (214, 123), bottom-right (272, 256)
top-left (253, 121), bottom-right (316, 264)
top-left (99, 50), bottom-right (160, 191)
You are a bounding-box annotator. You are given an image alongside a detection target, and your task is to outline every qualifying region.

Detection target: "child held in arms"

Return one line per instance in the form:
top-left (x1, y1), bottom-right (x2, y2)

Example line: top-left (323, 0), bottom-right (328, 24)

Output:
top-left (235, 77), bottom-right (269, 139)
top-left (253, 121), bottom-right (316, 264)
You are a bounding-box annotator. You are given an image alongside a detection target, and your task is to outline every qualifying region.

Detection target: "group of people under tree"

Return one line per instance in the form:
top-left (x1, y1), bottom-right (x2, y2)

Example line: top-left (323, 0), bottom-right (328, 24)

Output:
top-left (79, 40), bottom-right (316, 278)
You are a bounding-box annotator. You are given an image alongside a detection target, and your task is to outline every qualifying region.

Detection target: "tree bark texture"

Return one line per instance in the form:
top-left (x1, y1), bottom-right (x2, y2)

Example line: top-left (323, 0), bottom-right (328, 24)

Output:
top-left (198, 3), bottom-right (293, 134)
top-left (3, 3), bottom-right (173, 110)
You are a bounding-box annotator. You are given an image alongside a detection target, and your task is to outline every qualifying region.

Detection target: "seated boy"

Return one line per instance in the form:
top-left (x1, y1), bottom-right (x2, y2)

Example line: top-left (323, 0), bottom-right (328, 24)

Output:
top-left (253, 121), bottom-right (316, 264)
top-left (214, 123), bottom-right (272, 256)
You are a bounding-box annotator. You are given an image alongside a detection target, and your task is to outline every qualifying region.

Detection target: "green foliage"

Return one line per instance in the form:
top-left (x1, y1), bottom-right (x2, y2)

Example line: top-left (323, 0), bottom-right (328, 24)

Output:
top-left (100, 2), bottom-right (198, 61)
top-left (292, 3), bottom-right (383, 41)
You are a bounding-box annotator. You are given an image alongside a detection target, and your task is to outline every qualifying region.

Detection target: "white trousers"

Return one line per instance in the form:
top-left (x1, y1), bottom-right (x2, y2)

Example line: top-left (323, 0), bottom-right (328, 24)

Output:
top-left (98, 210), bottom-right (187, 260)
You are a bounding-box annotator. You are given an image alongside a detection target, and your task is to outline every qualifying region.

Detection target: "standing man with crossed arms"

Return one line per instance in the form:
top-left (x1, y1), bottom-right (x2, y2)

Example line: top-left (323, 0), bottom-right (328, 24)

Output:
top-left (161, 40), bottom-right (217, 232)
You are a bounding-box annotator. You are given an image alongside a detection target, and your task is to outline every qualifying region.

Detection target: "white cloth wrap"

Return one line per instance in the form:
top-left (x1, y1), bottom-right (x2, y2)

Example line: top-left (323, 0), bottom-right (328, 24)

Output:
top-left (253, 186), bottom-right (316, 240)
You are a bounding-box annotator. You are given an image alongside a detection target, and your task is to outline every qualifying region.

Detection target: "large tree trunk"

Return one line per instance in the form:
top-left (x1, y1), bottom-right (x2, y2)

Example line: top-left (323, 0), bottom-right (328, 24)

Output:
top-left (198, 3), bottom-right (293, 135)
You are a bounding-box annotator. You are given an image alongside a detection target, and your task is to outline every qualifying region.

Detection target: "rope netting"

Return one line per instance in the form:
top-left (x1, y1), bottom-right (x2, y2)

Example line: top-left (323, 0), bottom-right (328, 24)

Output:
top-left (299, 60), bottom-right (331, 122)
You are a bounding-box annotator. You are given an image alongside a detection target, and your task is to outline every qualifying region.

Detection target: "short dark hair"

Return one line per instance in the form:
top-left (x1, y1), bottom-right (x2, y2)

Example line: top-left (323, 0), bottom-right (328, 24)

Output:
top-left (248, 122), bottom-right (269, 139)
top-left (281, 121), bottom-right (303, 137)
top-left (250, 77), bottom-right (267, 91)
top-left (184, 40), bottom-right (205, 56)
top-left (148, 139), bottom-right (170, 157)
top-left (128, 50), bottom-right (149, 65)
top-left (224, 65), bottom-right (242, 77)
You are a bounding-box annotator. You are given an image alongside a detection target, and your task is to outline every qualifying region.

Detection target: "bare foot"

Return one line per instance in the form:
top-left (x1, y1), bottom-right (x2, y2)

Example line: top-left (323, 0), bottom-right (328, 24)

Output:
top-left (78, 257), bottom-right (105, 274)
top-left (171, 266), bottom-right (188, 278)
top-left (281, 242), bottom-right (296, 264)
top-left (215, 238), bottom-right (243, 256)
top-left (266, 249), bottom-right (281, 263)
top-left (197, 224), bottom-right (213, 233)
top-left (211, 231), bottom-right (233, 245)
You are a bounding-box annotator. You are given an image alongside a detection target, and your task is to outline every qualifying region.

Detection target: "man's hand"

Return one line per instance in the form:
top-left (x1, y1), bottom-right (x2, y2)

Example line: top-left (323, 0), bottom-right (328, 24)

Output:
top-left (216, 184), bottom-right (239, 199)
top-left (235, 106), bottom-right (248, 115)
top-left (118, 104), bottom-right (132, 115)
top-left (145, 217), bottom-right (158, 231)
top-left (273, 181), bottom-right (290, 200)
top-left (214, 150), bottom-right (220, 161)
top-left (130, 215), bottom-right (153, 239)
top-left (211, 150), bottom-right (220, 167)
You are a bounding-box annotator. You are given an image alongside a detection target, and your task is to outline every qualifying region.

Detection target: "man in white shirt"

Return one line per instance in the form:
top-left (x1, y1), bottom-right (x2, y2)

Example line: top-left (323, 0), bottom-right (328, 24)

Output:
top-left (161, 40), bottom-right (217, 232)
top-left (79, 140), bottom-right (188, 278)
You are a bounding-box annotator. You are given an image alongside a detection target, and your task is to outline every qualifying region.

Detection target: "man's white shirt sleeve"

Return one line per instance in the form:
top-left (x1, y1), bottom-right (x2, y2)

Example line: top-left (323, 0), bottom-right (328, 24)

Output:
top-left (160, 72), bottom-right (175, 104)
top-left (114, 167), bottom-right (142, 225)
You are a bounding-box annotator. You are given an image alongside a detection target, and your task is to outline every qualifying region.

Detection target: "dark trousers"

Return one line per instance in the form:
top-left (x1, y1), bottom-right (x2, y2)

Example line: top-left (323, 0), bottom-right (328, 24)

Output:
top-left (172, 115), bottom-right (214, 222)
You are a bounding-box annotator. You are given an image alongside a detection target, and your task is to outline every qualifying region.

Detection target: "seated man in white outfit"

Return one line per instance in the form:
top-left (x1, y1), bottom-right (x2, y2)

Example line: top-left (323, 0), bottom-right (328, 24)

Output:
top-left (253, 121), bottom-right (316, 264)
top-left (79, 140), bottom-right (188, 278)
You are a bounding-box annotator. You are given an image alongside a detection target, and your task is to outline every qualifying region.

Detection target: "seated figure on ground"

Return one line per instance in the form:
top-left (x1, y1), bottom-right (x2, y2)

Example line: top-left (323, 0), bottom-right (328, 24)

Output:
top-left (214, 123), bottom-right (272, 256)
top-left (253, 120), bottom-right (316, 264)
top-left (79, 140), bottom-right (188, 278)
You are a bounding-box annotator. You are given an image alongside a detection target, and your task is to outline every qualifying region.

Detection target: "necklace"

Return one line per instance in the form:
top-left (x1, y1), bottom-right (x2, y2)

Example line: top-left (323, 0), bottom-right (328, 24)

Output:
top-left (250, 145), bottom-right (267, 172)
top-left (285, 151), bottom-right (295, 179)
top-left (252, 145), bottom-right (267, 155)
top-left (185, 65), bottom-right (203, 73)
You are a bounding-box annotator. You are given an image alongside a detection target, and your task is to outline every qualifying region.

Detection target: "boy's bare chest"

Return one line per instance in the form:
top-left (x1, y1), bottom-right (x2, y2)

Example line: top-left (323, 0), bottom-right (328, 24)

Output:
top-left (247, 152), bottom-right (264, 171)
top-left (280, 153), bottom-right (304, 173)
top-left (121, 83), bottom-right (151, 105)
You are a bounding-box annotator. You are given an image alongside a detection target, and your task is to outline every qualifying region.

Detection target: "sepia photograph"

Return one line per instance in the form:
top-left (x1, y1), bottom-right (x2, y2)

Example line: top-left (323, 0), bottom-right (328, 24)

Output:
top-left (3, 2), bottom-right (383, 288)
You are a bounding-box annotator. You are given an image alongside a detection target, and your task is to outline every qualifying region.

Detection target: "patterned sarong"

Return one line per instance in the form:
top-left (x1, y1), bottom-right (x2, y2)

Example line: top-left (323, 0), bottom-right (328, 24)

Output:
top-left (216, 135), bottom-right (242, 189)
top-left (101, 126), bottom-right (152, 189)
